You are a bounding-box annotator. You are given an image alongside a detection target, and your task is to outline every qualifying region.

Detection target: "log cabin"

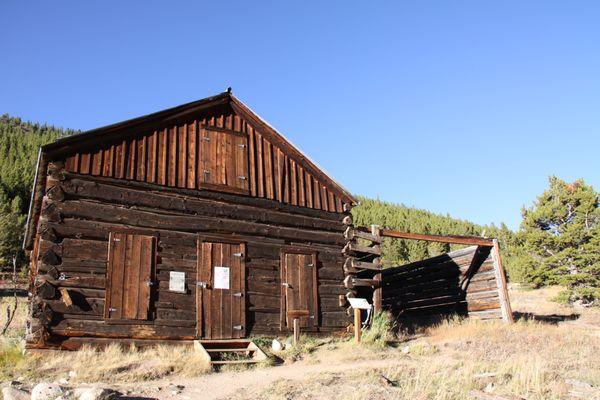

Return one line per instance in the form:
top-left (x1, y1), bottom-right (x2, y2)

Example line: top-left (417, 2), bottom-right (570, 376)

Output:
top-left (23, 90), bottom-right (358, 350)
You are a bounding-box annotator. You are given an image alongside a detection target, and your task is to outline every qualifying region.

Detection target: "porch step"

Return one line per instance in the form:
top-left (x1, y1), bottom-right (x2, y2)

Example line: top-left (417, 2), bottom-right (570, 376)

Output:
top-left (194, 339), bottom-right (267, 367)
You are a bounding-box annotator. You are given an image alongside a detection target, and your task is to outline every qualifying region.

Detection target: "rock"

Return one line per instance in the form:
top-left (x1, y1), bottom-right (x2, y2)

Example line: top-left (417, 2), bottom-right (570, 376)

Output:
top-left (402, 346), bottom-right (410, 354)
top-left (272, 339), bottom-right (285, 352)
top-left (31, 382), bottom-right (63, 400)
top-left (68, 370), bottom-right (77, 379)
top-left (484, 382), bottom-right (494, 393)
top-left (73, 386), bottom-right (120, 400)
top-left (59, 378), bottom-right (69, 385)
top-left (2, 386), bottom-right (30, 400)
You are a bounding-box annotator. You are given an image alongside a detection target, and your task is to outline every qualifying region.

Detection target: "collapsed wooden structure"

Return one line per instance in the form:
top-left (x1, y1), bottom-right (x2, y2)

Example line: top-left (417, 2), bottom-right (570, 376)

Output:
top-left (342, 225), bottom-right (513, 326)
top-left (23, 90), bottom-right (357, 350)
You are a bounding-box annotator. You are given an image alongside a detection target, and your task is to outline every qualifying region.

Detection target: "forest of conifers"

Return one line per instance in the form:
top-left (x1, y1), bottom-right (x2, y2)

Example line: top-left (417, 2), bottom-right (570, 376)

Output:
top-left (0, 114), bottom-right (597, 303)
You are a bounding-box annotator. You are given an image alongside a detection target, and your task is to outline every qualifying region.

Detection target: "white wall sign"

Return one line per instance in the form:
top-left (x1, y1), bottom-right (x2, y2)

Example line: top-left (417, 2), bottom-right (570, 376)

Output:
top-left (348, 297), bottom-right (371, 310)
top-left (213, 266), bottom-right (230, 290)
top-left (169, 271), bottom-right (186, 293)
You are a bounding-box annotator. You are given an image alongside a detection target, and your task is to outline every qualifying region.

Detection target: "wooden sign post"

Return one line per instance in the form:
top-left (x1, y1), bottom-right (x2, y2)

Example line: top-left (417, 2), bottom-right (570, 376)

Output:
top-left (287, 309), bottom-right (309, 346)
top-left (354, 308), bottom-right (362, 343)
top-left (348, 298), bottom-right (371, 344)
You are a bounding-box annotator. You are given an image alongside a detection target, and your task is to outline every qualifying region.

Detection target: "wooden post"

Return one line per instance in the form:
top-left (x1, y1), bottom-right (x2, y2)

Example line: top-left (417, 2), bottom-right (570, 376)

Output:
top-left (491, 239), bottom-right (514, 323)
top-left (371, 225), bottom-right (383, 314)
top-left (373, 273), bottom-right (382, 313)
top-left (354, 308), bottom-right (361, 344)
top-left (287, 309), bottom-right (309, 346)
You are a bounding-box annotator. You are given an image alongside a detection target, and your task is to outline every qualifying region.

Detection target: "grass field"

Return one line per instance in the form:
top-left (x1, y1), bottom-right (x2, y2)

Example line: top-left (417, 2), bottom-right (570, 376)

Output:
top-left (0, 286), bottom-right (598, 399)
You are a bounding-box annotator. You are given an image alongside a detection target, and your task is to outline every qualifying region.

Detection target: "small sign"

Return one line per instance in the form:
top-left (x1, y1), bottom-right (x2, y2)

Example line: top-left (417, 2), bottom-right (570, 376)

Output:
top-left (169, 271), bottom-right (186, 293)
top-left (348, 297), bottom-right (371, 310)
top-left (214, 266), bottom-right (230, 289)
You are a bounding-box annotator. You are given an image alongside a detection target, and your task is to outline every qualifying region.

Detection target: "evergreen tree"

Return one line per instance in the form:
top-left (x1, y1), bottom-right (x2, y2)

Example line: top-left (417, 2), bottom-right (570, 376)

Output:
top-left (517, 176), bottom-right (600, 304)
top-left (0, 114), bottom-right (75, 270)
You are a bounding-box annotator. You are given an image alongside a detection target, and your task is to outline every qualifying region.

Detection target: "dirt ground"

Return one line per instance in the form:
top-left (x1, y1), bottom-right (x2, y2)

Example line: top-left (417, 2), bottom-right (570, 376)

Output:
top-left (2, 286), bottom-right (600, 400)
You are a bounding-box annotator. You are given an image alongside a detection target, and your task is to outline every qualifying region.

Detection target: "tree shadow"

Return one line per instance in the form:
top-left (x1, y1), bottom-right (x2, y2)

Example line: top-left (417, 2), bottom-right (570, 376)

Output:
top-left (512, 311), bottom-right (580, 324)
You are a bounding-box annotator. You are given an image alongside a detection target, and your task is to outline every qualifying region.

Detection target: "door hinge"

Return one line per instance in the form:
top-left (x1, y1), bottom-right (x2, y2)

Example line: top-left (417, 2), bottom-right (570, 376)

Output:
top-left (307, 263), bottom-right (314, 267)
top-left (233, 292), bottom-right (243, 298)
top-left (282, 282), bottom-right (291, 288)
top-left (145, 280), bottom-right (155, 286)
top-left (237, 143), bottom-right (246, 148)
top-left (108, 307), bottom-right (117, 313)
top-left (203, 170), bottom-right (210, 175)
top-left (233, 252), bottom-right (244, 257)
top-left (233, 325), bottom-right (243, 331)
top-left (113, 238), bottom-right (121, 242)
top-left (309, 315), bottom-right (315, 319)
top-left (238, 176), bottom-right (247, 180)
top-left (196, 281), bottom-right (208, 288)
top-left (203, 136), bottom-right (210, 141)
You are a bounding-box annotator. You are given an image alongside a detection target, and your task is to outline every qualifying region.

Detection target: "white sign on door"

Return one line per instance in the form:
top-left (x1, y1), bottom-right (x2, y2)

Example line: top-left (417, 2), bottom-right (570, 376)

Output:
top-left (213, 266), bottom-right (230, 290)
top-left (169, 271), bottom-right (186, 293)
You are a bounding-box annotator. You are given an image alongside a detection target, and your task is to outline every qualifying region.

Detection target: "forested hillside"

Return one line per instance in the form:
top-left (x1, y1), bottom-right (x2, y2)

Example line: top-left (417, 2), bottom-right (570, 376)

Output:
top-left (0, 114), bottom-right (76, 269)
top-left (351, 196), bottom-right (517, 268)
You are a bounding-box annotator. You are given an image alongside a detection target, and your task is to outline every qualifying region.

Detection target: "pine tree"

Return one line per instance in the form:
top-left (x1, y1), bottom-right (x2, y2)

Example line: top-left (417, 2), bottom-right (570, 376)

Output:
top-left (0, 114), bottom-right (76, 271)
top-left (517, 176), bottom-right (600, 304)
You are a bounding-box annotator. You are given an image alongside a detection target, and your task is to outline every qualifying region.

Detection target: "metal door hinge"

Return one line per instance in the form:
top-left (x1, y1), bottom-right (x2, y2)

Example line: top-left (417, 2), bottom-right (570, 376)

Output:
top-left (233, 252), bottom-right (244, 257)
top-left (307, 263), bottom-right (314, 267)
top-left (196, 281), bottom-right (208, 288)
top-left (233, 292), bottom-right (243, 298)
top-left (309, 315), bottom-right (315, 319)
top-left (108, 307), bottom-right (117, 313)
top-left (113, 238), bottom-right (121, 242)
top-left (238, 176), bottom-right (247, 180)
top-left (282, 282), bottom-right (291, 288)
top-left (237, 144), bottom-right (246, 148)
top-left (203, 136), bottom-right (210, 141)
top-left (233, 325), bottom-right (243, 331)
top-left (203, 170), bottom-right (210, 175)
top-left (145, 280), bottom-right (155, 286)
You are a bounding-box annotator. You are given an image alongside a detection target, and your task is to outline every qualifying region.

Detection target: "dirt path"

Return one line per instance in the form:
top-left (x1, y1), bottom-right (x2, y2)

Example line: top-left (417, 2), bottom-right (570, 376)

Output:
top-left (120, 349), bottom-right (409, 400)
top-left (186, 357), bottom-right (403, 400)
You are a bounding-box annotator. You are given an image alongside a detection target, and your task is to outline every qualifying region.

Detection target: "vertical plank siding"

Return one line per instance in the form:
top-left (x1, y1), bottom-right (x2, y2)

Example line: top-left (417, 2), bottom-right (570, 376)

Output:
top-left (63, 106), bottom-right (349, 211)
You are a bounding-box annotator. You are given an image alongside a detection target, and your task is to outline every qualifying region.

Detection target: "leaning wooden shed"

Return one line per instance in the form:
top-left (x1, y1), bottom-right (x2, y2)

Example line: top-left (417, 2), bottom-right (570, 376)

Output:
top-left (23, 90), bottom-right (357, 350)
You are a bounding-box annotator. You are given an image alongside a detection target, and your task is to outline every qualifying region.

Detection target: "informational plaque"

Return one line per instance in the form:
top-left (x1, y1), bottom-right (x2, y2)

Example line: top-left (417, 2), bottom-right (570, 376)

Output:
top-left (213, 266), bottom-right (230, 290)
top-left (348, 297), bottom-right (371, 310)
top-left (169, 271), bottom-right (186, 293)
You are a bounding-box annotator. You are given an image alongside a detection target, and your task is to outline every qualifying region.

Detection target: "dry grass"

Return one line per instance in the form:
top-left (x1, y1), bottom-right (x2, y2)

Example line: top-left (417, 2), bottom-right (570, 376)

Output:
top-left (0, 295), bottom-right (27, 337)
top-left (12, 344), bottom-right (212, 383)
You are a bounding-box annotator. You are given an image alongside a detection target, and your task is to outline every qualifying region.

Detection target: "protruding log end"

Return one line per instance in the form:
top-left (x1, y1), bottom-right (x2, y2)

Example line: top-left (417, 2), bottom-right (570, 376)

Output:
top-left (342, 215), bottom-right (353, 226)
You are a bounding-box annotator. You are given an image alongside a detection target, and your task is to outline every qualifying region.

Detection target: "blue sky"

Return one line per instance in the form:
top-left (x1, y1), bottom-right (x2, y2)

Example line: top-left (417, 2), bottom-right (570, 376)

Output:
top-left (1, 1), bottom-right (598, 230)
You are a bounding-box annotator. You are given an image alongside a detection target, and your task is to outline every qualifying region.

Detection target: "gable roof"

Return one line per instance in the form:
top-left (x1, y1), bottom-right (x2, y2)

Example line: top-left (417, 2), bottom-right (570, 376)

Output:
top-left (24, 91), bottom-right (357, 249)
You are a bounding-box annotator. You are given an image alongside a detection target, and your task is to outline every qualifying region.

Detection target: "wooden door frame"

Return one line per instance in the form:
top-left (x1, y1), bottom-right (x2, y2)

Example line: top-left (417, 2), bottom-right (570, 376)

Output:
top-left (279, 246), bottom-right (319, 331)
top-left (196, 235), bottom-right (247, 339)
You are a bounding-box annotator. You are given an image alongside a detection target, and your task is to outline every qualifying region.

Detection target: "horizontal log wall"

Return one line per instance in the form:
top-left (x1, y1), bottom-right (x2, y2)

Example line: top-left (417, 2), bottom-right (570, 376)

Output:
top-left (381, 246), bottom-right (504, 326)
top-left (62, 104), bottom-right (347, 212)
top-left (32, 171), bottom-right (349, 346)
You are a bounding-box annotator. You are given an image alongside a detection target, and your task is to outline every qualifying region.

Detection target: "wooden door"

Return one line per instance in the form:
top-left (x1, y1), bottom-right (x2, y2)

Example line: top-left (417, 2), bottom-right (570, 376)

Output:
top-left (281, 250), bottom-right (318, 329)
top-left (104, 233), bottom-right (156, 320)
top-left (197, 240), bottom-right (246, 339)
top-left (199, 127), bottom-right (249, 193)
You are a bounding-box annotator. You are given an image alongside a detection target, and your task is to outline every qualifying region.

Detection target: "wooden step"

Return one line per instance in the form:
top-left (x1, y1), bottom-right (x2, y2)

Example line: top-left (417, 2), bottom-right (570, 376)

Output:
top-left (194, 339), bottom-right (267, 366)
top-left (205, 348), bottom-right (256, 353)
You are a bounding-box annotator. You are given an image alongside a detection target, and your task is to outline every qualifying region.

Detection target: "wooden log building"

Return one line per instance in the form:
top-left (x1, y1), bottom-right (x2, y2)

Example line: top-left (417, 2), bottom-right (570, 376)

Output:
top-left (23, 90), bottom-right (358, 349)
